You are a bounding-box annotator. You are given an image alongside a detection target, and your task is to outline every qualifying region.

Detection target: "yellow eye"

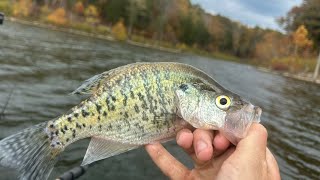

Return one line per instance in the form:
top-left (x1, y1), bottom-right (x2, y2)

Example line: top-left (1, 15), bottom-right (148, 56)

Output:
top-left (215, 95), bottom-right (231, 110)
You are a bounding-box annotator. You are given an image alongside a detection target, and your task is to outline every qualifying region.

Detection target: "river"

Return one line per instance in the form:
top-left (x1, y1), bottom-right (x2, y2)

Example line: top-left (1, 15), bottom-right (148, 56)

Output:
top-left (0, 21), bottom-right (319, 180)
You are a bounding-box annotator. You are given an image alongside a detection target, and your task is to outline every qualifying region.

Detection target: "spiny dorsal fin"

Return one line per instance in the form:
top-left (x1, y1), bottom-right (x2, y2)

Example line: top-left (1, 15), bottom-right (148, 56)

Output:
top-left (81, 136), bottom-right (139, 166)
top-left (71, 73), bottom-right (105, 95)
top-left (71, 65), bottom-right (126, 95)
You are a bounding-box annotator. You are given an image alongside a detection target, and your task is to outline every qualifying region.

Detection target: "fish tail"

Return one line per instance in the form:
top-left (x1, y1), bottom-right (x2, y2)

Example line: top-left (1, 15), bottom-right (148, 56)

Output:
top-left (0, 122), bottom-right (63, 180)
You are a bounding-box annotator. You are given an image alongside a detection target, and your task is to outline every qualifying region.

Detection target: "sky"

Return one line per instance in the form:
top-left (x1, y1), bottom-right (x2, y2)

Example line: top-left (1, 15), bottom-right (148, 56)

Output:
top-left (191, 0), bottom-right (303, 31)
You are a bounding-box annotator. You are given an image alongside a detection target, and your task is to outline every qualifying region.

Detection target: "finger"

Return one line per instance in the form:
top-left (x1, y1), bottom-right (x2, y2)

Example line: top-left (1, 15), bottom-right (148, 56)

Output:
top-left (213, 131), bottom-right (230, 157)
top-left (266, 148), bottom-right (281, 180)
top-left (236, 123), bottom-right (268, 159)
top-left (193, 129), bottom-right (214, 162)
top-left (176, 129), bottom-right (194, 152)
top-left (145, 143), bottom-right (190, 179)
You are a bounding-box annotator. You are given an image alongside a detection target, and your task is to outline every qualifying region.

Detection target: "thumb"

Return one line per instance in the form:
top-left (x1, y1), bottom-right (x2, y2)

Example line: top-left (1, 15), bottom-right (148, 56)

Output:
top-left (235, 123), bottom-right (268, 163)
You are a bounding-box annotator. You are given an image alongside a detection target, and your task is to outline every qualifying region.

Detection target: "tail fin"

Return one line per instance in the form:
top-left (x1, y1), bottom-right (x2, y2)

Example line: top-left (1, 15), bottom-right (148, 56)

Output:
top-left (0, 123), bottom-right (63, 180)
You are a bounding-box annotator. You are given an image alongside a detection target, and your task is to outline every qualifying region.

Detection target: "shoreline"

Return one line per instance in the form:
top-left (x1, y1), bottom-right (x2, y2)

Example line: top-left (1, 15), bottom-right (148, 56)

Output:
top-left (6, 17), bottom-right (181, 54)
top-left (257, 67), bottom-right (320, 85)
top-left (4, 17), bottom-right (320, 85)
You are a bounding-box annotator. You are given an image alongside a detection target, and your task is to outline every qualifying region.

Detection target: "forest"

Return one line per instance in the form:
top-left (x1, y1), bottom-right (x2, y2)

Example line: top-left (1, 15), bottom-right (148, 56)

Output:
top-left (0, 0), bottom-right (319, 73)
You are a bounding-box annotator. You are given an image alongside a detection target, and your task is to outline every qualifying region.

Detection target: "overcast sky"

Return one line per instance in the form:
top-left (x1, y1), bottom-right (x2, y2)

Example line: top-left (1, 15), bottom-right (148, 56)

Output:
top-left (191, 0), bottom-right (303, 31)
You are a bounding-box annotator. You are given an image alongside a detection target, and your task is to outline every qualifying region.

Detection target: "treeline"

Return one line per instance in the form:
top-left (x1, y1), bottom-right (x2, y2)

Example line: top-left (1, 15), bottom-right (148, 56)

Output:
top-left (1, 0), bottom-right (319, 73)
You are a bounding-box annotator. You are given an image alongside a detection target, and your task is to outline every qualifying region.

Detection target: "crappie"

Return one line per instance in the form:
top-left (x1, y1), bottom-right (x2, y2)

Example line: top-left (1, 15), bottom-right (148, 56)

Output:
top-left (0, 62), bottom-right (261, 180)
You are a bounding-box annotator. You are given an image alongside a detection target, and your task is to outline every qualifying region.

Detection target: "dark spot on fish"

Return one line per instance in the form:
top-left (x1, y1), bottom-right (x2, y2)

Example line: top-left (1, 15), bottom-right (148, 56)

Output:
top-left (50, 136), bottom-right (54, 141)
top-left (74, 113), bottom-right (79, 118)
top-left (141, 103), bottom-right (148, 109)
top-left (99, 125), bottom-right (102, 131)
top-left (56, 142), bottom-right (60, 145)
top-left (49, 124), bottom-right (54, 128)
top-left (82, 109), bottom-right (90, 117)
top-left (124, 112), bottom-right (129, 118)
top-left (95, 104), bottom-right (102, 113)
top-left (103, 111), bottom-right (107, 117)
top-left (142, 112), bottom-right (148, 121)
top-left (64, 125), bottom-right (68, 131)
top-left (72, 133), bottom-right (76, 138)
top-left (66, 138), bottom-right (70, 142)
top-left (98, 116), bottom-right (101, 121)
top-left (134, 104), bottom-right (140, 113)
top-left (123, 94), bottom-right (128, 106)
top-left (111, 105), bottom-right (115, 111)
top-left (76, 122), bottom-right (82, 129)
top-left (179, 84), bottom-right (188, 91)
top-left (89, 125), bottom-right (92, 129)
top-left (120, 112), bottom-right (123, 115)
top-left (154, 105), bottom-right (158, 110)
top-left (111, 96), bottom-right (116, 101)
top-left (137, 92), bottom-right (144, 101)
top-left (92, 113), bottom-right (95, 116)
top-left (50, 132), bottom-right (54, 136)
top-left (67, 117), bottom-right (72, 122)
top-left (73, 129), bottom-right (76, 134)
top-left (82, 123), bottom-right (86, 128)
top-left (130, 91), bottom-right (135, 99)
top-left (55, 130), bottom-right (59, 136)
top-left (51, 144), bottom-right (55, 147)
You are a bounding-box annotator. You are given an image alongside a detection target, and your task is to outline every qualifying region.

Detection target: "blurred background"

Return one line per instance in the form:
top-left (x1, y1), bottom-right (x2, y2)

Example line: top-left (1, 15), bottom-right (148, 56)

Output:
top-left (0, 0), bottom-right (319, 179)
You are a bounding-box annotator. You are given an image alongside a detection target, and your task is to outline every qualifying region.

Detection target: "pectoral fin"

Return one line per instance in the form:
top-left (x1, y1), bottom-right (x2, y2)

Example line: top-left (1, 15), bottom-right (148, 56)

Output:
top-left (81, 136), bottom-right (139, 166)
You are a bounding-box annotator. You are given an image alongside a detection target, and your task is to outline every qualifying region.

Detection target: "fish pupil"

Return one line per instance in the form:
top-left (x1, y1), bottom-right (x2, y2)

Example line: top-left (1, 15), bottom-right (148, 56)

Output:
top-left (220, 98), bottom-right (227, 105)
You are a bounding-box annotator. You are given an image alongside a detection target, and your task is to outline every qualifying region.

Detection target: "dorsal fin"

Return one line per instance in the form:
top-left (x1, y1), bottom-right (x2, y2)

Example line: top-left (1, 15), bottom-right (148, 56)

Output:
top-left (71, 65), bottom-right (127, 95)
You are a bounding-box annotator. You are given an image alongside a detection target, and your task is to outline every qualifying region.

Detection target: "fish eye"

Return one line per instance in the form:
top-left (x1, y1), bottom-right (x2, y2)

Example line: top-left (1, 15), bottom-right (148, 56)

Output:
top-left (215, 95), bottom-right (231, 110)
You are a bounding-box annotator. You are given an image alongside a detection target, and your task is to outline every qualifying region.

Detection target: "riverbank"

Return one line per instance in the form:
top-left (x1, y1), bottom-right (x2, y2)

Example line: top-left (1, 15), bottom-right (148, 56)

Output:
top-left (6, 17), bottom-right (183, 53)
top-left (4, 17), bottom-right (320, 85)
top-left (257, 67), bottom-right (320, 84)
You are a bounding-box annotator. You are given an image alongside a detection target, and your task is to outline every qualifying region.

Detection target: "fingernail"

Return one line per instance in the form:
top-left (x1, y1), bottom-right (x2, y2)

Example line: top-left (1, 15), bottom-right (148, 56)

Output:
top-left (196, 140), bottom-right (207, 154)
top-left (176, 134), bottom-right (182, 145)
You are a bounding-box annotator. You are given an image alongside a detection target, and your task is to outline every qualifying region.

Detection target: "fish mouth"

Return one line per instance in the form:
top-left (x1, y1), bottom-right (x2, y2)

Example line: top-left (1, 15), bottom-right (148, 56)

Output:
top-left (222, 103), bottom-right (262, 145)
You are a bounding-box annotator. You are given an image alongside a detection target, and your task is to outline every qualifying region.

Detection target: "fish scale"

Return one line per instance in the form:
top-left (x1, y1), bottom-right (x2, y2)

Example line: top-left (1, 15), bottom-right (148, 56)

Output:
top-left (47, 63), bottom-right (211, 147)
top-left (0, 62), bottom-right (261, 180)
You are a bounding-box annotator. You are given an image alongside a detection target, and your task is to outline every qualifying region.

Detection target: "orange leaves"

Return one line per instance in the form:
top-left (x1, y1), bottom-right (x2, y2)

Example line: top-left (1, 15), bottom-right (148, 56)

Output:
top-left (293, 25), bottom-right (313, 48)
top-left (47, 8), bottom-right (67, 25)
top-left (13, 0), bottom-right (32, 17)
top-left (74, 1), bottom-right (85, 16)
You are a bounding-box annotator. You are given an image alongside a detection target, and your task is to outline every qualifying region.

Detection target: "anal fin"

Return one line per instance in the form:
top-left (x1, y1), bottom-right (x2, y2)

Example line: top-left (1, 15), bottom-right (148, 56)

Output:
top-left (81, 136), bottom-right (139, 166)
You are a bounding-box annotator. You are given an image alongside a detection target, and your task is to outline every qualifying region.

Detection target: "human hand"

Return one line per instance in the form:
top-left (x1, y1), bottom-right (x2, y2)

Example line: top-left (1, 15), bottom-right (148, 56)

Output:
top-left (145, 123), bottom-right (280, 180)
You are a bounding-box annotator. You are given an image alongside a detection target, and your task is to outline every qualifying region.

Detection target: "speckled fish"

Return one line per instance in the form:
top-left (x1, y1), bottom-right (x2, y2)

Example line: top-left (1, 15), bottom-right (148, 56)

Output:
top-left (0, 62), bottom-right (261, 180)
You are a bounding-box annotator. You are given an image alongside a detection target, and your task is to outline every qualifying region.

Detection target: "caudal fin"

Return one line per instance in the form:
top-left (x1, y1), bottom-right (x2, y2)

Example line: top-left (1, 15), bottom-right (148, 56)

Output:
top-left (0, 123), bottom-right (63, 180)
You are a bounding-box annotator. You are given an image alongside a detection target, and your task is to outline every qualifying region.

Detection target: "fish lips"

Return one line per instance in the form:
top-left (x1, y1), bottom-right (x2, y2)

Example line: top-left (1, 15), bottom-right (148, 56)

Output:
top-left (222, 104), bottom-right (262, 145)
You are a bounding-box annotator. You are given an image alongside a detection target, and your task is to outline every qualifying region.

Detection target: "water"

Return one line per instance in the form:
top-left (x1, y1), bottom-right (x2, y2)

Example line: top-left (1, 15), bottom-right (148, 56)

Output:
top-left (0, 21), bottom-right (319, 180)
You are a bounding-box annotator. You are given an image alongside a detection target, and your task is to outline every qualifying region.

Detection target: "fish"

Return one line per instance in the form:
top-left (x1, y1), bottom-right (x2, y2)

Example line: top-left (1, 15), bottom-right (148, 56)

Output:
top-left (0, 62), bottom-right (261, 180)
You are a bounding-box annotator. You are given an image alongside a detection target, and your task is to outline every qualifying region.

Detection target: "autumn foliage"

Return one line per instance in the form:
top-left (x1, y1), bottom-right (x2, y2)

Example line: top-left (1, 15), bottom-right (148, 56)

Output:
top-left (47, 8), bottom-right (67, 25)
top-left (112, 20), bottom-right (127, 41)
top-left (74, 1), bottom-right (84, 15)
top-left (13, 0), bottom-right (31, 17)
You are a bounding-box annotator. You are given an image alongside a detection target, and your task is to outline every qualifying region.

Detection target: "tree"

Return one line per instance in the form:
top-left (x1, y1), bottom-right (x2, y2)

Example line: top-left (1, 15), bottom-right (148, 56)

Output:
top-left (112, 19), bottom-right (127, 41)
top-left (47, 8), bottom-right (67, 25)
top-left (84, 5), bottom-right (100, 25)
top-left (292, 25), bottom-right (313, 56)
top-left (279, 0), bottom-right (320, 47)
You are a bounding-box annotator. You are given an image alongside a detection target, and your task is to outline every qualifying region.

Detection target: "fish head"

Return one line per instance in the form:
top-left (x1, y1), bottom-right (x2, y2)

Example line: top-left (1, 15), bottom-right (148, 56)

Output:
top-left (175, 83), bottom-right (262, 145)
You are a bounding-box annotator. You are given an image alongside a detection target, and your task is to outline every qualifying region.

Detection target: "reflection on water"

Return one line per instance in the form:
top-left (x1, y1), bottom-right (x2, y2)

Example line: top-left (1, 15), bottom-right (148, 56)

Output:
top-left (0, 21), bottom-right (319, 179)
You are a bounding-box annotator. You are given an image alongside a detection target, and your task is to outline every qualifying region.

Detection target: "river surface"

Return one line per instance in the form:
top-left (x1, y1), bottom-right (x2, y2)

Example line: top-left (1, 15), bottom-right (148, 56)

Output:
top-left (0, 21), bottom-right (319, 180)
